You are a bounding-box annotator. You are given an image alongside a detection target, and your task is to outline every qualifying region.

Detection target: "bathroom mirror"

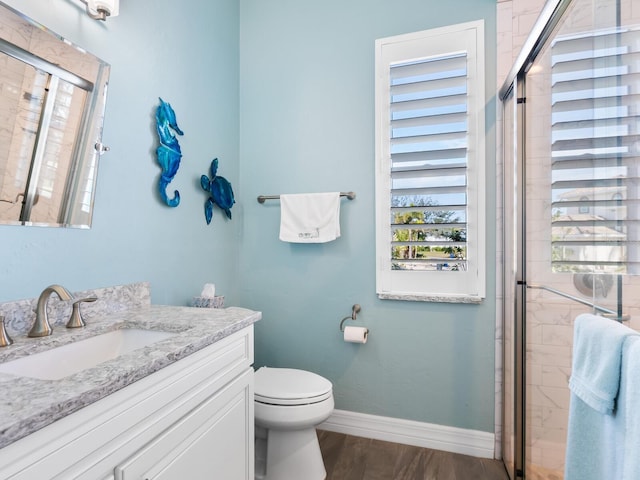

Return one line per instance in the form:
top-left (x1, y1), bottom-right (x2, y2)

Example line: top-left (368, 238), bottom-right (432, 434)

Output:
top-left (0, 2), bottom-right (110, 228)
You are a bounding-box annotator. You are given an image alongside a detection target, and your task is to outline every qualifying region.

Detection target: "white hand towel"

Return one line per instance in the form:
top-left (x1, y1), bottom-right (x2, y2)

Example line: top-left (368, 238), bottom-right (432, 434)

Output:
top-left (279, 192), bottom-right (341, 243)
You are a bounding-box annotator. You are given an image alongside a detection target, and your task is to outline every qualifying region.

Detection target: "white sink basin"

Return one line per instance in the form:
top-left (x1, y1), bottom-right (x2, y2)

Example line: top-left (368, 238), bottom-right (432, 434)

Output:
top-left (0, 329), bottom-right (175, 380)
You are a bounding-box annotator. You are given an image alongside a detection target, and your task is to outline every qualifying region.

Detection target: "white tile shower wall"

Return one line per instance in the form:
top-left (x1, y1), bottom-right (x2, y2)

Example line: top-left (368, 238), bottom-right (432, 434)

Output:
top-left (524, 36), bottom-right (570, 478)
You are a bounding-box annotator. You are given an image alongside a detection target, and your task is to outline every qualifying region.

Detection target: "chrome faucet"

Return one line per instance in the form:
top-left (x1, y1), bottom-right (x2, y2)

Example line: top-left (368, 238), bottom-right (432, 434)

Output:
top-left (28, 285), bottom-right (73, 337)
top-left (67, 296), bottom-right (98, 328)
top-left (0, 316), bottom-right (13, 347)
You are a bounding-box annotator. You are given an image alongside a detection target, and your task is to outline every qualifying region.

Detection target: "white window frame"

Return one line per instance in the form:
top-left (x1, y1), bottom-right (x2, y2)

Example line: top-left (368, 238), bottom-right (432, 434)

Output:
top-left (375, 20), bottom-right (486, 303)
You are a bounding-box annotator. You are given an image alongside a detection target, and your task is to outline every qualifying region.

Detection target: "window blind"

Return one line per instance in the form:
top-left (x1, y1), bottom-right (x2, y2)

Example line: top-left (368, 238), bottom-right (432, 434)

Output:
top-left (551, 29), bottom-right (640, 274)
top-left (389, 53), bottom-right (469, 272)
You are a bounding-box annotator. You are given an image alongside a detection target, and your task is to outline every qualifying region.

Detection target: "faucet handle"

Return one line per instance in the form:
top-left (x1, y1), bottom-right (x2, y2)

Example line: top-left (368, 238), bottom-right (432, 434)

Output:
top-left (0, 316), bottom-right (13, 347)
top-left (66, 296), bottom-right (98, 329)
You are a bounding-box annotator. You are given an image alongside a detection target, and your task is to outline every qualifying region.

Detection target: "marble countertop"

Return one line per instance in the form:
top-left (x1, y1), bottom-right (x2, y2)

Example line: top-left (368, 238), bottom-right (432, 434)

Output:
top-left (0, 305), bottom-right (261, 449)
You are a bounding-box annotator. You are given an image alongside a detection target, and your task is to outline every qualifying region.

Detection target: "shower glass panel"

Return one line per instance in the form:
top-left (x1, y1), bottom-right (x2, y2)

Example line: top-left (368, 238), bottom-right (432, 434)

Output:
top-left (503, 0), bottom-right (640, 479)
top-left (502, 86), bottom-right (517, 479)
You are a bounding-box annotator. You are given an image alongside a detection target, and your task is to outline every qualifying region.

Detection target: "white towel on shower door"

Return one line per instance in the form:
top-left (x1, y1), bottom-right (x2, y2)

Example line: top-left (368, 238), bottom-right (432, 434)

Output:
top-left (279, 192), bottom-right (341, 243)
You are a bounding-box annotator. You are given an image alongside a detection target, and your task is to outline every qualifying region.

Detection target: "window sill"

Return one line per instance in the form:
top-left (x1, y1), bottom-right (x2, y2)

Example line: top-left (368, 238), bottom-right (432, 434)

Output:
top-left (377, 292), bottom-right (483, 304)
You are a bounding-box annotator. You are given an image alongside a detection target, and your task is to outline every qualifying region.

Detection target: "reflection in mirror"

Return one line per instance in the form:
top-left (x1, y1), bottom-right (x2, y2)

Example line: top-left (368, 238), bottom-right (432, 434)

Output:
top-left (0, 1), bottom-right (110, 228)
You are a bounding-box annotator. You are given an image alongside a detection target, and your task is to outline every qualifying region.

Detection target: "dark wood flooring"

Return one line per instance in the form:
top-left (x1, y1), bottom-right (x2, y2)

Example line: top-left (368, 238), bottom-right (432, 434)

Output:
top-left (317, 430), bottom-right (509, 480)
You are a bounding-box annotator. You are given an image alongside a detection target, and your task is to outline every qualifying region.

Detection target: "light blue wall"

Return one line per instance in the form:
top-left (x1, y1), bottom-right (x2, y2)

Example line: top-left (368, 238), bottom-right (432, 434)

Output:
top-left (0, 0), bottom-right (241, 305)
top-left (1, 0), bottom-right (499, 434)
top-left (239, 0), bottom-right (498, 432)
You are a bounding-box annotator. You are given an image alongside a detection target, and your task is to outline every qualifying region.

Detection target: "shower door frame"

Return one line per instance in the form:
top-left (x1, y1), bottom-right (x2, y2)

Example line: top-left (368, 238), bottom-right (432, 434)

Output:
top-left (499, 1), bottom-right (574, 478)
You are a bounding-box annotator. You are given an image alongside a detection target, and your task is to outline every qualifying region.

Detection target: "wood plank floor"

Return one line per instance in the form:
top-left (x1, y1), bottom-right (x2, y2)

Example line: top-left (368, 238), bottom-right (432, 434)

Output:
top-left (317, 430), bottom-right (509, 480)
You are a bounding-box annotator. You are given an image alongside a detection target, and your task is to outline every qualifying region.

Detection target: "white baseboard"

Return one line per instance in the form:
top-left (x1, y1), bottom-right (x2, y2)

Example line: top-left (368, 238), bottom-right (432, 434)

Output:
top-left (318, 409), bottom-right (495, 459)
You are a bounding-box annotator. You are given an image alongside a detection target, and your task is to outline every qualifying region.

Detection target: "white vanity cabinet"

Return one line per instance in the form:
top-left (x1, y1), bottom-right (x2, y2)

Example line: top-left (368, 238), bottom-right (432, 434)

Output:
top-left (116, 369), bottom-right (252, 479)
top-left (0, 326), bottom-right (254, 480)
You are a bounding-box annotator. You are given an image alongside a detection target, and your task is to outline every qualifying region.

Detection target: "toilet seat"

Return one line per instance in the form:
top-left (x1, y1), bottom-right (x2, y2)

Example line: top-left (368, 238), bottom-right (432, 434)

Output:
top-left (255, 367), bottom-right (333, 406)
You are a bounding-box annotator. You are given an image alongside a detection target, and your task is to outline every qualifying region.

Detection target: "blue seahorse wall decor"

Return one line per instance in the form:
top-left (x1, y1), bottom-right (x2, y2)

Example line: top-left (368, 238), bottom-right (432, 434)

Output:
top-left (155, 98), bottom-right (184, 207)
top-left (200, 158), bottom-right (235, 225)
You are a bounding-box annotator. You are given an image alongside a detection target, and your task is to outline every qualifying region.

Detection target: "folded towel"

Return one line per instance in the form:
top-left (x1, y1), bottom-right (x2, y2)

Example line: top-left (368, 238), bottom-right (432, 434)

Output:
top-left (568, 313), bottom-right (635, 414)
top-left (279, 192), bottom-right (341, 243)
top-left (564, 313), bottom-right (638, 480)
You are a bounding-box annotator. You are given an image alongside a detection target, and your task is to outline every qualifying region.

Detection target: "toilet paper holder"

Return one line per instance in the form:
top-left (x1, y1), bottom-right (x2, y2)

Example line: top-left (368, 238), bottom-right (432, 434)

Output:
top-left (339, 304), bottom-right (362, 332)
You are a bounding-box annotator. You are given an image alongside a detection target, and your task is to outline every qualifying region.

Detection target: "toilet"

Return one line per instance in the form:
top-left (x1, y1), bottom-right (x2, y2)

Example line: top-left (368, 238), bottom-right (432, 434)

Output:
top-left (254, 366), bottom-right (334, 480)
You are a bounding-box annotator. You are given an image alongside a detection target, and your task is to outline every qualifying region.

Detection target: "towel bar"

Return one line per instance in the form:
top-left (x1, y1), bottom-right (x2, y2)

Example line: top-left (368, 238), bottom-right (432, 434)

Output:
top-left (257, 191), bottom-right (356, 203)
top-left (527, 283), bottom-right (629, 322)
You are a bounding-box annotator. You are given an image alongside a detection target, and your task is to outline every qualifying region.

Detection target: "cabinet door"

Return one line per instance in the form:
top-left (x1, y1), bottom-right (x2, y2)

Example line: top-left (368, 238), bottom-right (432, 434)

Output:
top-left (115, 369), bottom-right (253, 480)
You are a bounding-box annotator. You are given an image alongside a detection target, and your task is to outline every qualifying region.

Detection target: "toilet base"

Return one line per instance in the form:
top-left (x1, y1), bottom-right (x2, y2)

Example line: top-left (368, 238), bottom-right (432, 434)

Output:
top-left (255, 426), bottom-right (326, 480)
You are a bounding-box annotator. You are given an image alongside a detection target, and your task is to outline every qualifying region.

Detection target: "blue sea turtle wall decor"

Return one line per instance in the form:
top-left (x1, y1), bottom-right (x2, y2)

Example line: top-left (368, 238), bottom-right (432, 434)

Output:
top-left (155, 98), bottom-right (184, 207)
top-left (200, 158), bottom-right (235, 224)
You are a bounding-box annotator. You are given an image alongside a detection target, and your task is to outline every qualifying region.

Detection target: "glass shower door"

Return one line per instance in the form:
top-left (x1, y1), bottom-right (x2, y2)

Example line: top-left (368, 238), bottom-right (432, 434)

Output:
top-left (501, 0), bottom-right (640, 479)
top-left (520, 0), bottom-right (640, 479)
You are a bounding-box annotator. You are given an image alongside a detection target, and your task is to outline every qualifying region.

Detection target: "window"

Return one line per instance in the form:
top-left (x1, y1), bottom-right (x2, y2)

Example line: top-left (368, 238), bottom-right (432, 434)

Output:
top-left (375, 21), bottom-right (485, 301)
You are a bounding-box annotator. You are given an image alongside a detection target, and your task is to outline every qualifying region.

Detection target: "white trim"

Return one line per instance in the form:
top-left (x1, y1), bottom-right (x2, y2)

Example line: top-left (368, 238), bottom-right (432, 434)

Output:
top-left (375, 20), bottom-right (486, 300)
top-left (318, 409), bottom-right (495, 459)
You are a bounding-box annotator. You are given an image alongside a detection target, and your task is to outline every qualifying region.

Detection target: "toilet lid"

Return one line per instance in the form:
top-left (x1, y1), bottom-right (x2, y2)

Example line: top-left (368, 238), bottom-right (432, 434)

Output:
top-left (254, 367), bottom-right (333, 406)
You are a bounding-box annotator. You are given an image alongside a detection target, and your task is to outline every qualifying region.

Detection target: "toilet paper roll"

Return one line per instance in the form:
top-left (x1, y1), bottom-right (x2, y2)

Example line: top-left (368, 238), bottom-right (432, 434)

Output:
top-left (201, 283), bottom-right (216, 298)
top-left (343, 326), bottom-right (368, 344)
